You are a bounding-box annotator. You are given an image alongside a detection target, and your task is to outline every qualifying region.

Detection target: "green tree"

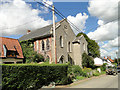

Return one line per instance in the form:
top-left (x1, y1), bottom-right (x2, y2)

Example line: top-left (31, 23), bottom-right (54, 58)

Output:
top-left (77, 33), bottom-right (100, 58)
top-left (20, 40), bottom-right (44, 63)
top-left (82, 53), bottom-right (95, 69)
top-left (33, 52), bottom-right (44, 63)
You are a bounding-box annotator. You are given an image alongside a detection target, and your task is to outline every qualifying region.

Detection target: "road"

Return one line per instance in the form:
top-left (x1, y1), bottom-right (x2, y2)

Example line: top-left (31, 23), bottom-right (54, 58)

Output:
top-left (68, 74), bottom-right (119, 88)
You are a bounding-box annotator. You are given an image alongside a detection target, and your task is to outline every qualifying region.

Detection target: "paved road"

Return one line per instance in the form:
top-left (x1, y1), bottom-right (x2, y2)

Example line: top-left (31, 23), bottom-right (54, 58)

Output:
top-left (68, 74), bottom-right (119, 88)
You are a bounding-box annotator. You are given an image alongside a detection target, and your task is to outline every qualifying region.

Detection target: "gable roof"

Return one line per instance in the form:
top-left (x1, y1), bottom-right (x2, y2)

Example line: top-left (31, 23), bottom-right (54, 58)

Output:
top-left (73, 35), bottom-right (87, 44)
top-left (0, 37), bottom-right (24, 58)
top-left (104, 56), bottom-right (114, 63)
top-left (19, 19), bottom-right (66, 41)
top-left (19, 25), bottom-right (52, 41)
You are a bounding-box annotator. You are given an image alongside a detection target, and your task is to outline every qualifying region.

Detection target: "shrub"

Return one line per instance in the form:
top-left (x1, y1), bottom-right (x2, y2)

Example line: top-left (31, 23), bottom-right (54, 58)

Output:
top-left (67, 65), bottom-right (88, 81)
top-left (82, 53), bottom-right (95, 69)
top-left (33, 52), bottom-right (44, 63)
top-left (100, 63), bottom-right (107, 71)
top-left (82, 68), bottom-right (92, 77)
top-left (2, 64), bottom-right (68, 89)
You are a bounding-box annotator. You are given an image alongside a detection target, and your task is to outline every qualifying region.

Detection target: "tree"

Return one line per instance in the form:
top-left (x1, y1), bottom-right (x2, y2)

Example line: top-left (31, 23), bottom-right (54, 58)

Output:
top-left (82, 53), bottom-right (95, 69)
top-left (77, 33), bottom-right (100, 58)
top-left (33, 52), bottom-right (44, 63)
top-left (20, 40), bottom-right (44, 63)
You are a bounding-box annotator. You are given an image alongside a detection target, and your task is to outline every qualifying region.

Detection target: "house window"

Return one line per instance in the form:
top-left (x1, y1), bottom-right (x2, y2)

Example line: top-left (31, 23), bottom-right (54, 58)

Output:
top-left (68, 42), bottom-right (71, 52)
top-left (60, 36), bottom-right (63, 47)
top-left (42, 40), bottom-right (45, 51)
top-left (46, 39), bottom-right (50, 50)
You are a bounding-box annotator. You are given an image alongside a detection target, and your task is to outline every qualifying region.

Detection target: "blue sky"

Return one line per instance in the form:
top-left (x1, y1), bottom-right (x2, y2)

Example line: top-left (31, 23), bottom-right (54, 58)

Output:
top-left (0, 0), bottom-right (119, 59)
top-left (4, 2), bottom-right (98, 38)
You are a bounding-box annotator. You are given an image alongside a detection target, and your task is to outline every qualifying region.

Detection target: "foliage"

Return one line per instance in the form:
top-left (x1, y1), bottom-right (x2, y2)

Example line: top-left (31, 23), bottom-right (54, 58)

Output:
top-left (82, 67), bottom-right (93, 77)
top-left (114, 58), bottom-right (120, 65)
top-left (77, 33), bottom-right (100, 58)
top-left (20, 40), bottom-right (44, 63)
top-left (67, 65), bottom-right (88, 81)
top-left (93, 71), bottom-right (106, 76)
top-left (2, 64), bottom-right (68, 89)
top-left (82, 53), bottom-right (95, 69)
top-left (100, 63), bottom-right (107, 71)
top-left (76, 76), bottom-right (85, 80)
top-left (33, 52), bottom-right (44, 63)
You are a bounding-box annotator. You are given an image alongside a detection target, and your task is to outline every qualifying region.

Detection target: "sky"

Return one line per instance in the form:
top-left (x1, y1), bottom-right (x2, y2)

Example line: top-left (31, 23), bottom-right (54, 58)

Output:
top-left (0, 0), bottom-right (119, 59)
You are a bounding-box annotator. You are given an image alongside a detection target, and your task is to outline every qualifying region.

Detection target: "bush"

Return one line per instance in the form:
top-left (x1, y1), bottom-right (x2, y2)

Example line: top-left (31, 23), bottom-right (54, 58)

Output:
top-left (82, 53), bottom-right (95, 69)
top-left (33, 52), bottom-right (44, 63)
top-left (100, 63), bottom-right (107, 71)
top-left (82, 68), bottom-right (92, 77)
top-left (2, 64), bottom-right (68, 89)
top-left (67, 65), bottom-right (88, 81)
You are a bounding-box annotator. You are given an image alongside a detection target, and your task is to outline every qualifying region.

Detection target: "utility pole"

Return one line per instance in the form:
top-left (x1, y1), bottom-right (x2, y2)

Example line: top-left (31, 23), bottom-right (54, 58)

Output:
top-left (52, 5), bottom-right (57, 64)
top-left (116, 52), bottom-right (119, 65)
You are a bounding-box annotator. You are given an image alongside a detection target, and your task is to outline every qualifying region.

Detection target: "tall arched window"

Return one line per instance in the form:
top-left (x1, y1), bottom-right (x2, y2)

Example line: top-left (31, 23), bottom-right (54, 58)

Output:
top-left (68, 42), bottom-right (71, 52)
top-left (46, 39), bottom-right (50, 50)
top-left (42, 40), bottom-right (44, 51)
top-left (60, 36), bottom-right (63, 47)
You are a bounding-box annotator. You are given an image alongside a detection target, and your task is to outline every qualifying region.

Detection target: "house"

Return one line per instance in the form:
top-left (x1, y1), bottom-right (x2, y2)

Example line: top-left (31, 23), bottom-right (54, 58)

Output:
top-left (0, 37), bottom-right (24, 64)
top-left (19, 19), bottom-right (88, 66)
top-left (103, 56), bottom-right (114, 63)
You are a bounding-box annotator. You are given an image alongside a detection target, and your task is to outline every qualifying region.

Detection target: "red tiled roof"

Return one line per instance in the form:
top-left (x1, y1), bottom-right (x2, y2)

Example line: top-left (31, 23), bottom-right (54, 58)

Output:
top-left (0, 37), bottom-right (24, 58)
top-left (108, 58), bottom-right (114, 63)
top-left (104, 56), bottom-right (114, 63)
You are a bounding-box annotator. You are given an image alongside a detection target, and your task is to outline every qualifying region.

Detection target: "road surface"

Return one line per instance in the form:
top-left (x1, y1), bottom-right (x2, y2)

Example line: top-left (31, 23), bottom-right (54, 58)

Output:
top-left (68, 74), bottom-right (119, 88)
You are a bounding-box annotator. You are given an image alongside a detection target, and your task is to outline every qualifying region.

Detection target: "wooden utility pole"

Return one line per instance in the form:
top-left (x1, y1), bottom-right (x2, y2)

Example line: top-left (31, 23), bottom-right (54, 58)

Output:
top-left (52, 5), bottom-right (57, 64)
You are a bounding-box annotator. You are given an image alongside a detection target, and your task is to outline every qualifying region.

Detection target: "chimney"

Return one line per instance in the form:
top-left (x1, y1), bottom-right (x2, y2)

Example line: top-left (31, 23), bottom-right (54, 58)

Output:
top-left (104, 56), bottom-right (106, 59)
top-left (27, 30), bottom-right (31, 34)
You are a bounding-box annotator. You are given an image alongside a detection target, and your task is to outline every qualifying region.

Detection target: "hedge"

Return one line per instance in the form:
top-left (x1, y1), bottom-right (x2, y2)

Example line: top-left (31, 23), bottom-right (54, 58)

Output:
top-left (2, 64), bottom-right (68, 90)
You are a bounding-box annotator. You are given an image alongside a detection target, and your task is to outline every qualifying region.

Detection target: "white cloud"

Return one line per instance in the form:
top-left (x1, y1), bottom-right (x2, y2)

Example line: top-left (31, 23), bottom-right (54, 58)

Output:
top-left (97, 20), bottom-right (104, 26)
top-left (88, 0), bottom-right (118, 23)
top-left (100, 48), bottom-right (118, 59)
top-left (87, 21), bottom-right (118, 41)
top-left (67, 13), bottom-right (88, 35)
top-left (0, 0), bottom-right (52, 36)
top-left (87, 0), bottom-right (119, 59)
top-left (40, 0), bottom-right (53, 13)
top-left (102, 36), bottom-right (120, 48)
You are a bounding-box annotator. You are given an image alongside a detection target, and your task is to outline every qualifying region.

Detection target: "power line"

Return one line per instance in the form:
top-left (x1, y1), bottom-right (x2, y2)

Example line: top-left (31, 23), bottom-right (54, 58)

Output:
top-left (41, 0), bottom-right (83, 32)
top-left (35, 0), bottom-right (83, 33)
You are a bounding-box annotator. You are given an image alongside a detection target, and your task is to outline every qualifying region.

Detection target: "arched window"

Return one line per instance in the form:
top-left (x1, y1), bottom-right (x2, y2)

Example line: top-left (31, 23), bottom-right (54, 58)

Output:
top-left (68, 42), bottom-right (71, 52)
top-left (42, 40), bottom-right (44, 51)
top-left (46, 39), bottom-right (50, 50)
top-left (59, 55), bottom-right (64, 64)
top-left (60, 36), bottom-right (63, 47)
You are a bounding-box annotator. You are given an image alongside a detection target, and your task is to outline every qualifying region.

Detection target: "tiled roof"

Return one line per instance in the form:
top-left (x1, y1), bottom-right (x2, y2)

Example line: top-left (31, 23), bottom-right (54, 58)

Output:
top-left (19, 19), bottom-right (66, 41)
top-left (0, 37), bottom-right (24, 58)
top-left (108, 58), bottom-right (114, 63)
top-left (19, 25), bottom-right (52, 41)
top-left (104, 57), bottom-right (114, 63)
